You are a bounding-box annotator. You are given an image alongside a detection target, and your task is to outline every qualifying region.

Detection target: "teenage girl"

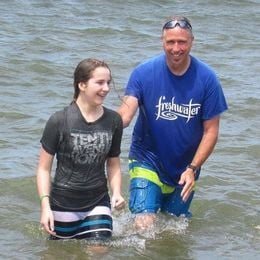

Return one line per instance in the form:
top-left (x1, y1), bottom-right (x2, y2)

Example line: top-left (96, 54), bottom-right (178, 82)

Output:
top-left (36, 58), bottom-right (125, 239)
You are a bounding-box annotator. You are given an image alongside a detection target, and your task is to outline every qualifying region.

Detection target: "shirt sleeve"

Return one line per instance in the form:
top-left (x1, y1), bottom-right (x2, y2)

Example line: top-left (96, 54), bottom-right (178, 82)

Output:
top-left (108, 113), bottom-right (123, 158)
top-left (124, 68), bottom-right (143, 102)
top-left (40, 111), bottom-right (63, 155)
top-left (202, 72), bottom-right (228, 120)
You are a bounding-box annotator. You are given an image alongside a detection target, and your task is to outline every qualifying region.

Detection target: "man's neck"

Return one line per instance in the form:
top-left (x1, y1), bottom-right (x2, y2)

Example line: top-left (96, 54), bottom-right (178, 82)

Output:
top-left (168, 56), bottom-right (191, 76)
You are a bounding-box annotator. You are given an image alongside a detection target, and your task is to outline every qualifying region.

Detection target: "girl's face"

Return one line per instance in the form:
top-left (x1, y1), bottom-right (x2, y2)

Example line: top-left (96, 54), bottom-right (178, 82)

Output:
top-left (81, 67), bottom-right (111, 106)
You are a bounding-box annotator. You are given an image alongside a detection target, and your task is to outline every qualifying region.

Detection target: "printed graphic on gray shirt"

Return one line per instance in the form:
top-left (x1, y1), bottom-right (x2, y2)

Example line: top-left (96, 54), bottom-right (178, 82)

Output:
top-left (70, 131), bottom-right (112, 164)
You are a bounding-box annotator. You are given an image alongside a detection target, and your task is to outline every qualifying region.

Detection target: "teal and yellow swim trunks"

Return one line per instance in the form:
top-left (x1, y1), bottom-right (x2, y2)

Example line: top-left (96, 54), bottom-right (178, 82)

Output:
top-left (129, 159), bottom-right (194, 217)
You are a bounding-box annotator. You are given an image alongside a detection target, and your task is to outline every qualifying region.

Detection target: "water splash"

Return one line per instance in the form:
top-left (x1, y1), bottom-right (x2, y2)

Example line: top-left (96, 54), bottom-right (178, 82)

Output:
top-left (110, 211), bottom-right (190, 249)
top-left (27, 211), bottom-right (190, 252)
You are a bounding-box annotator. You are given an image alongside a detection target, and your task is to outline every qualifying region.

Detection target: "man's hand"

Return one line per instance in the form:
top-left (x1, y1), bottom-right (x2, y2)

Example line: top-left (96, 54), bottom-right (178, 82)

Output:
top-left (178, 168), bottom-right (196, 202)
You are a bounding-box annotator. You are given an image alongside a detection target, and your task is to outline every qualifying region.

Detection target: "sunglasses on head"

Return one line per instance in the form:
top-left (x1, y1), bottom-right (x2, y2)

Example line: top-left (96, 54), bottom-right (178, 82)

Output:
top-left (163, 19), bottom-right (192, 30)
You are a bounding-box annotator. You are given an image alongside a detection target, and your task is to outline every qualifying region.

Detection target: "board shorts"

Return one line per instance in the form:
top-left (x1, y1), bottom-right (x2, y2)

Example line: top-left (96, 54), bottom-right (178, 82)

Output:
top-left (50, 195), bottom-right (112, 240)
top-left (129, 159), bottom-right (195, 217)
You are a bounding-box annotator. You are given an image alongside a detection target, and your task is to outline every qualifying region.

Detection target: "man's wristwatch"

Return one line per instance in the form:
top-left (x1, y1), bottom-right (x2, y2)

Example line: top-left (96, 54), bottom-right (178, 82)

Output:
top-left (186, 164), bottom-right (197, 174)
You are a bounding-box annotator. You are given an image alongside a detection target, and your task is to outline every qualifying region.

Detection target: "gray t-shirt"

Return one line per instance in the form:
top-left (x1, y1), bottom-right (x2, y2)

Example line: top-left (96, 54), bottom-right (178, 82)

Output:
top-left (40, 102), bottom-right (123, 210)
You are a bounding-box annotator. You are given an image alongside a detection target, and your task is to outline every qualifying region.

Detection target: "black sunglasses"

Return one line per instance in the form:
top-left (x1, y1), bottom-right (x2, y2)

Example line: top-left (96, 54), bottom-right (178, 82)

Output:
top-left (163, 19), bottom-right (192, 30)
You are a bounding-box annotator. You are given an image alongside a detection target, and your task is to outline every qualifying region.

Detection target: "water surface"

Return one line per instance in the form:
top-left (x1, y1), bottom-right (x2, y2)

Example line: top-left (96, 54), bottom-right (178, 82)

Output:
top-left (0, 0), bottom-right (259, 259)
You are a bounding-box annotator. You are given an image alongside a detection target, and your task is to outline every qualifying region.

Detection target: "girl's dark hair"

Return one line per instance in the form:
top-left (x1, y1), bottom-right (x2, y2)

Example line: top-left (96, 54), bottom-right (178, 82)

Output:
top-left (73, 58), bottom-right (111, 100)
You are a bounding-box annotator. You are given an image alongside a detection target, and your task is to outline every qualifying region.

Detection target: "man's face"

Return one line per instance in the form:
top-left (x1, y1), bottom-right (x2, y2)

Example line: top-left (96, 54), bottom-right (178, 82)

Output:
top-left (162, 27), bottom-right (194, 70)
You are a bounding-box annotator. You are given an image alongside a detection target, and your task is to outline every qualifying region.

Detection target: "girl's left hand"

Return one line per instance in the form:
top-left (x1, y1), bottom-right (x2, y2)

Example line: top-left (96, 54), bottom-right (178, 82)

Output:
top-left (111, 195), bottom-right (125, 210)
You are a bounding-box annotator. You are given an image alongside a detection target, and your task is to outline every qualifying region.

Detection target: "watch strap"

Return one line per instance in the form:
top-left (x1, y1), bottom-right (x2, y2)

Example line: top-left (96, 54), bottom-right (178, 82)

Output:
top-left (186, 164), bottom-right (197, 173)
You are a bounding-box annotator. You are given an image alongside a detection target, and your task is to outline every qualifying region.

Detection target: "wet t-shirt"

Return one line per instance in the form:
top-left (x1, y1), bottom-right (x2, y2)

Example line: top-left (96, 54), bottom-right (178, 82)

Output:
top-left (125, 54), bottom-right (228, 186)
top-left (40, 102), bottom-right (123, 210)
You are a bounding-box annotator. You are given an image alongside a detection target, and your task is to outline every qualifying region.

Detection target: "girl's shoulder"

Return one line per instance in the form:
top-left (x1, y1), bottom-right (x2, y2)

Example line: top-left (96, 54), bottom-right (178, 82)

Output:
top-left (47, 103), bottom-right (74, 128)
top-left (103, 107), bottom-right (123, 125)
top-left (103, 107), bottom-right (120, 118)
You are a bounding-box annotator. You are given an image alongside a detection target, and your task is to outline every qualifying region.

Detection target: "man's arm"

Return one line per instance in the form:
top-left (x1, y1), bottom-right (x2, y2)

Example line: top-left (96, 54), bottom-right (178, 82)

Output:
top-left (117, 96), bottom-right (139, 128)
top-left (190, 115), bottom-right (220, 167)
top-left (179, 115), bottom-right (220, 201)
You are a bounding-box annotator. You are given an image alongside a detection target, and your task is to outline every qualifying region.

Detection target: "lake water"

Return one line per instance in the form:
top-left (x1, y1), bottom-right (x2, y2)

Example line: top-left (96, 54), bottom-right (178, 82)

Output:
top-left (0, 0), bottom-right (259, 259)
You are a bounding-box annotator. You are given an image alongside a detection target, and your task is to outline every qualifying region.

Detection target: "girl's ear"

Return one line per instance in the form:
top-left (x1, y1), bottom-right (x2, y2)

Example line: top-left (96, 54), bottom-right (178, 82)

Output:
top-left (78, 82), bottom-right (86, 91)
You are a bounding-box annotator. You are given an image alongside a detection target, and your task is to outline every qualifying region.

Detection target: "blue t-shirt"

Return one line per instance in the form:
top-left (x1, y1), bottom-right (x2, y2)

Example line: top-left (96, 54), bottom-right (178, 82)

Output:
top-left (125, 54), bottom-right (228, 186)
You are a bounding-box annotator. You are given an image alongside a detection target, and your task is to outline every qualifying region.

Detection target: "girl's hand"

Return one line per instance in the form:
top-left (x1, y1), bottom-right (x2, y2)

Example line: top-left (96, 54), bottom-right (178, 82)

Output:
top-left (40, 206), bottom-right (56, 236)
top-left (111, 194), bottom-right (125, 210)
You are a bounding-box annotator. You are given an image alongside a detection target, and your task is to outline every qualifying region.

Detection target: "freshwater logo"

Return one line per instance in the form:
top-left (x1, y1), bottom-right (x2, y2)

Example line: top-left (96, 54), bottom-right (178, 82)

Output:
top-left (155, 96), bottom-right (201, 123)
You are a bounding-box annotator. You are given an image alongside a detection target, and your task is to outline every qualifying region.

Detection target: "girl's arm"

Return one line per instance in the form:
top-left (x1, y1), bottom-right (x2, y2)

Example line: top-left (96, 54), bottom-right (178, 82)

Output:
top-left (106, 157), bottom-right (125, 210)
top-left (36, 147), bottom-right (56, 235)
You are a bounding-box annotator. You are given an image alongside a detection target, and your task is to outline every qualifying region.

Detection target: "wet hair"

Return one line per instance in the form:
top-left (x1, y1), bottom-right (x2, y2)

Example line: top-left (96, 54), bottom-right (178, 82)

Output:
top-left (73, 58), bottom-right (111, 100)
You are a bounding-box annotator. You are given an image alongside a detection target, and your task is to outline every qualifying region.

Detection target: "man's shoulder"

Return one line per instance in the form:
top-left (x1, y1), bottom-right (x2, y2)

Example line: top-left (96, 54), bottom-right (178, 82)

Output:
top-left (191, 55), bottom-right (216, 75)
top-left (136, 53), bottom-right (165, 69)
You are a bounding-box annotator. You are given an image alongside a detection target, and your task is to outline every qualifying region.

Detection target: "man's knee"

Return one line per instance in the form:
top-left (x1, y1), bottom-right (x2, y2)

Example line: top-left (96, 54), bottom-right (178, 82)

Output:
top-left (133, 213), bottom-right (156, 230)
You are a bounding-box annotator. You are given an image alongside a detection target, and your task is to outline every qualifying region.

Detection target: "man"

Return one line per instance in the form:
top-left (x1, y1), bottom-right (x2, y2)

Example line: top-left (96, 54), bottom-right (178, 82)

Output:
top-left (118, 16), bottom-right (228, 229)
